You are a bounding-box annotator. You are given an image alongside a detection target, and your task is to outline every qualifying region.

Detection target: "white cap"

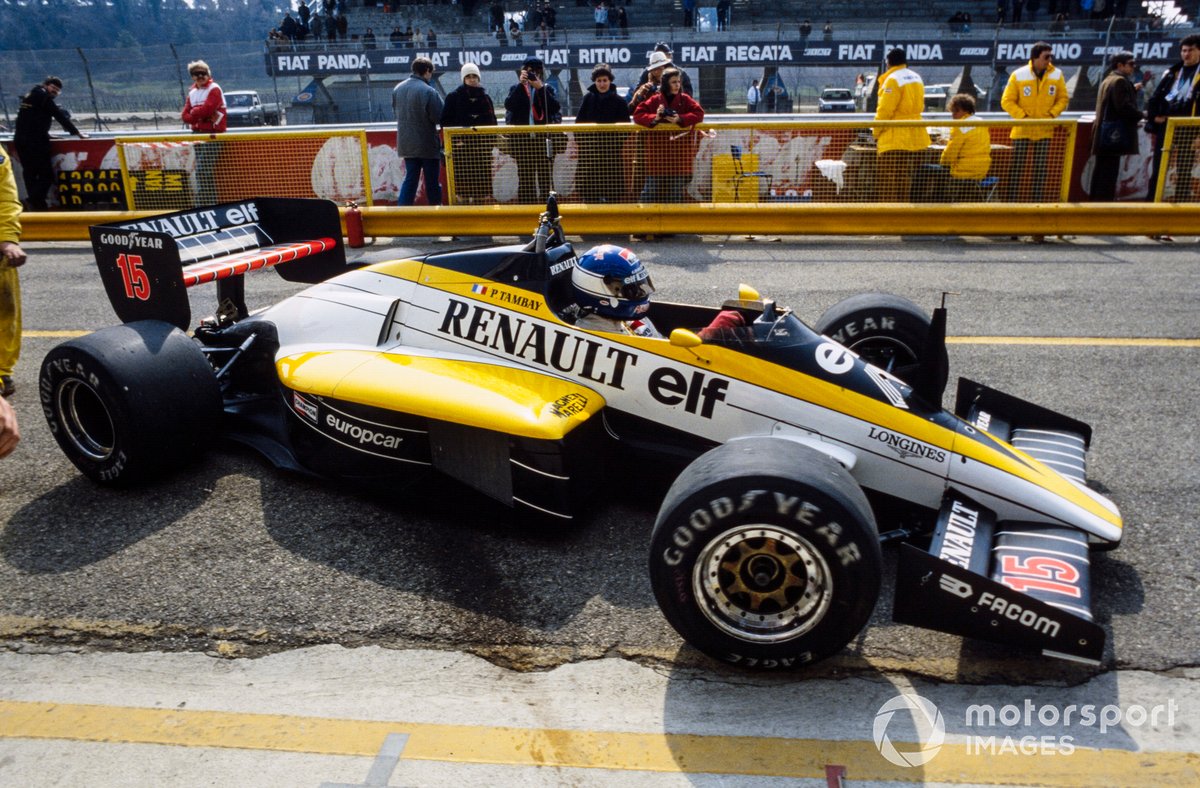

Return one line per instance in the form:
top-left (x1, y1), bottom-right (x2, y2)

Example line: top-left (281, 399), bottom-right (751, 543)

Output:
top-left (461, 63), bottom-right (481, 81)
top-left (647, 50), bottom-right (672, 71)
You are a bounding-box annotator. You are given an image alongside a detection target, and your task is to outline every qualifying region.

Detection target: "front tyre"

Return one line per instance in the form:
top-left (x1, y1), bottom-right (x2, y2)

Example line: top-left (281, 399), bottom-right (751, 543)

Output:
top-left (40, 320), bottom-right (222, 485)
top-left (649, 438), bottom-right (881, 669)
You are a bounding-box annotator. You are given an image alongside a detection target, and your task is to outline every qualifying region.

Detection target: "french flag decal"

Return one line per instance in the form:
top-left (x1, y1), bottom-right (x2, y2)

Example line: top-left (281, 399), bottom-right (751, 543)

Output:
top-left (471, 284), bottom-right (489, 295)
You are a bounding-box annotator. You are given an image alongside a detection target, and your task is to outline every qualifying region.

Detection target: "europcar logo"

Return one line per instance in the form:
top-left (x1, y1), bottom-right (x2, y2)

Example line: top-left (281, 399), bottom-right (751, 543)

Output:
top-left (873, 694), bottom-right (946, 767)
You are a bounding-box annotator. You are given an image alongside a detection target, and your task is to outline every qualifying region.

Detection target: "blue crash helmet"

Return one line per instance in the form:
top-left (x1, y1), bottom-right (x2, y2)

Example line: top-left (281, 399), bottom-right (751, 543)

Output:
top-left (572, 245), bottom-right (656, 320)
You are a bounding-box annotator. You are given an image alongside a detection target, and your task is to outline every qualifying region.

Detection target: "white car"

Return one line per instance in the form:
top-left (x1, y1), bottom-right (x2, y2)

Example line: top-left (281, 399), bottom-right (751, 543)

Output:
top-left (817, 88), bottom-right (856, 113)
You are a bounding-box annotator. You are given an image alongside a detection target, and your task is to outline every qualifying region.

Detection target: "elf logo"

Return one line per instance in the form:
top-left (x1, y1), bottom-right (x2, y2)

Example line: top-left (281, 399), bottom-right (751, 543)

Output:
top-left (648, 368), bottom-right (730, 419)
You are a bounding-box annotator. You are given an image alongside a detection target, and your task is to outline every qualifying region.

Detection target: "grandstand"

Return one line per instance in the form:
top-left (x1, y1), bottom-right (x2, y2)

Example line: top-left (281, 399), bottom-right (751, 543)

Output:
top-left (333, 0), bottom-right (1160, 42)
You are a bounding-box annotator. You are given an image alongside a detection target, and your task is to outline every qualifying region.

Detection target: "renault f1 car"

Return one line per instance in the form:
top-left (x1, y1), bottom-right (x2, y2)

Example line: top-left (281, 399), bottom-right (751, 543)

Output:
top-left (40, 197), bottom-right (1123, 669)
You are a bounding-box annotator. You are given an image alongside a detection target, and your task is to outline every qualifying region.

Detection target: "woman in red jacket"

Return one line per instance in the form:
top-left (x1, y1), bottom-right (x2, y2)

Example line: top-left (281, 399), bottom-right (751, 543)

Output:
top-left (180, 60), bottom-right (226, 206)
top-left (633, 68), bottom-right (704, 202)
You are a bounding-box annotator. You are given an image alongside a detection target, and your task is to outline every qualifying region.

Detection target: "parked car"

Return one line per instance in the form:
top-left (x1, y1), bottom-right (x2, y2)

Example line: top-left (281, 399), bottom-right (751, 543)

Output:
top-left (817, 88), bottom-right (857, 113)
top-left (224, 90), bottom-right (284, 127)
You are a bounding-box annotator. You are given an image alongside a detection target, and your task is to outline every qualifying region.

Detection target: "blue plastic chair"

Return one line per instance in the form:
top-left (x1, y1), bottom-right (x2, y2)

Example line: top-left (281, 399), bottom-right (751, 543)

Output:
top-left (730, 145), bottom-right (773, 201)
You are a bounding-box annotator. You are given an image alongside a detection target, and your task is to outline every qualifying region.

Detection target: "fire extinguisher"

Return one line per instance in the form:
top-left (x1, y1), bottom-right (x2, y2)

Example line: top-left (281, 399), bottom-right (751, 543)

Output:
top-left (345, 201), bottom-right (364, 248)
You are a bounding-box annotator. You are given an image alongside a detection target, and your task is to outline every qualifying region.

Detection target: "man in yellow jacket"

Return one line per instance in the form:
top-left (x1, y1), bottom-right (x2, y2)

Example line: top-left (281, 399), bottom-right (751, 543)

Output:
top-left (874, 47), bottom-right (931, 202)
top-left (1001, 41), bottom-right (1069, 203)
top-left (0, 148), bottom-right (27, 398)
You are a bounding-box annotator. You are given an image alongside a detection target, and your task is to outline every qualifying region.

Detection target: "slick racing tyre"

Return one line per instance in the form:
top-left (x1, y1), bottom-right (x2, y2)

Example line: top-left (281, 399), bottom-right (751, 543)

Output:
top-left (815, 293), bottom-right (946, 383)
top-left (40, 320), bottom-right (222, 485)
top-left (649, 438), bottom-right (881, 669)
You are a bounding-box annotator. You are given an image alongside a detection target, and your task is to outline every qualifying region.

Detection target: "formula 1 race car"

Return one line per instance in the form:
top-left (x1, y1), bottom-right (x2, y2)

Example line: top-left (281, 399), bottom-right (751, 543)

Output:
top-left (40, 197), bottom-right (1123, 669)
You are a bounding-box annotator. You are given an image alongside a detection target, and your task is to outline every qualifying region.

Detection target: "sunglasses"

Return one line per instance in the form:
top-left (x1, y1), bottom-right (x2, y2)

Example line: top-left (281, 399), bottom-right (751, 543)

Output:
top-left (191, 71), bottom-right (208, 78)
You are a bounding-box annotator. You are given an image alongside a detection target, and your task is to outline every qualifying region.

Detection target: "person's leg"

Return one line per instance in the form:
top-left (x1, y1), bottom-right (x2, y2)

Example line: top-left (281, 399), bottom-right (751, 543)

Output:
top-left (1033, 138), bottom-right (1052, 201)
top-left (398, 157), bottom-right (423, 205)
top-left (535, 148), bottom-right (554, 203)
top-left (193, 140), bottom-right (220, 206)
top-left (1146, 137), bottom-right (1164, 201)
top-left (877, 151), bottom-right (901, 201)
top-left (16, 142), bottom-right (52, 210)
top-left (0, 267), bottom-right (20, 387)
top-left (1006, 139), bottom-right (1029, 201)
top-left (421, 157), bottom-right (442, 205)
top-left (1090, 154), bottom-right (1119, 202)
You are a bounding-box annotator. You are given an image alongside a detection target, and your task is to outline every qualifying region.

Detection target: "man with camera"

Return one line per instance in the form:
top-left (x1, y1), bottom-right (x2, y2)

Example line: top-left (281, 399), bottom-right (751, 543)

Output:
top-left (1145, 34), bottom-right (1200, 206)
top-left (503, 57), bottom-right (562, 204)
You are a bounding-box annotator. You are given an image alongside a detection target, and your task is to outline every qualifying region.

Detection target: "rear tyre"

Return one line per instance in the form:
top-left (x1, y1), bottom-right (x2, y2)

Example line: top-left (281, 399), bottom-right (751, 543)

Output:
top-left (649, 438), bottom-right (881, 669)
top-left (814, 293), bottom-right (945, 382)
top-left (40, 320), bottom-right (222, 485)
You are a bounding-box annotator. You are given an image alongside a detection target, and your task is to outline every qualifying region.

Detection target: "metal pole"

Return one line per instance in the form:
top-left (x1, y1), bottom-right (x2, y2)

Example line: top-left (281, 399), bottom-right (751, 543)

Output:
top-left (75, 48), bottom-right (104, 132)
top-left (0, 72), bottom-right (11, 129)
top-left (170, 44), bottom-right (187, 110)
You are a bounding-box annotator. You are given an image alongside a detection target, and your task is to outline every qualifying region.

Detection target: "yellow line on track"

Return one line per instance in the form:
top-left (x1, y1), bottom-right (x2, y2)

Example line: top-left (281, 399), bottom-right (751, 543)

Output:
top-left (0, 700), bottom-right (1196, 786)
top-left (948, 336), bottom-right (1200, 347)
top-left (22, 331), bottom-right (1200, 347)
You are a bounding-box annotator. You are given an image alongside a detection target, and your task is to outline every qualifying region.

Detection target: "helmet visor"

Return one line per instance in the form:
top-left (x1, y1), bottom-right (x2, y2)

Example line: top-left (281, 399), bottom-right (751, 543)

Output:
top-left (604, 273), bottom-right (655, 302)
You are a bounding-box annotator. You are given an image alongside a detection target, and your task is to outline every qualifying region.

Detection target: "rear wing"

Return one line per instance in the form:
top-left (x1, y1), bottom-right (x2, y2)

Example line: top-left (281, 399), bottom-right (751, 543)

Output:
top-left (90, 198), bottom-right (349, 330)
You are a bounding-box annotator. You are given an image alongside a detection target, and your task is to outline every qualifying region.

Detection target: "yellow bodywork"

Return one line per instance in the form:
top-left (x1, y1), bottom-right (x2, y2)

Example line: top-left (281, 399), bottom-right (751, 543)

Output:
top-left (277, 350), bottom-right (604, 441)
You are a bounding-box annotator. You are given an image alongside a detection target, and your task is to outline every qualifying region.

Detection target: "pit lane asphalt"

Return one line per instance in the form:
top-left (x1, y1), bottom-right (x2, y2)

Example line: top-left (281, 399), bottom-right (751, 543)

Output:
top-left (0, 233), bottom-right (1197, 684)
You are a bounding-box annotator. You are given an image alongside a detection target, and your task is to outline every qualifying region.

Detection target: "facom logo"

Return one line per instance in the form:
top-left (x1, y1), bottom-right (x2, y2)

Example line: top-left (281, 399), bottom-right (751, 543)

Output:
top-left (873, 694), bottom-right (946, 767)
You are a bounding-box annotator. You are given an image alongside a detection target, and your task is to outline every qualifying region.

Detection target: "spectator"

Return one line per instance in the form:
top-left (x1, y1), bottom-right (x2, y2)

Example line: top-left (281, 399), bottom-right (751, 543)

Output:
top-left (267, 27), bottom-right (288, 48)
top-left (504, 57), bottom-right (562, 204)
top-left (441, 63), bottom-right (498, 204)
top-left (403, 24), bottom-right (413, 47)
top-left (363, 27), bottom-right (377, 49)
top-left (392, 56), bottom-right (444, 206)
top-left (427, 28), bottom-right (438, 47)
top-left (575, 63), bottom-right (632, 203)
top-left (389, 26), bottom-right (403, 48)
top-left (1145, 34), bottom-right (1199, 206)
top-left (1012, 0), bottom-right (1024, 24)
top-left (766, 83), bottom-right (786, 113)
top-left (683, 0), bottom-right (695, 28)
top-left (616, 6), bottom-right (628, 39)
top-left (309, 13), bottom-right (323, 41)
top-left (1001, 40), bottom-right (1069, 208)
top-left (1049, 12), bottom-right (1068, 36)
top-left (509, 19), bottom-right (522, 45)
top-left (635, 44), bottom-right (693, 100)
top-left (298, 1), bottom-right (311, 29)
top-left (281, 11), bottom-right (299, 42)
top-left (799, 19), bottom-right (812, 40)
top-left (1091, 51), bottom-right (1143, 202)
top-left (873, 47), bottom-right (930, 202)
top-left (633, 67), bottom-right (705, 203)
top-left (823, 20), bottom-right (833, 41)
top-left (717, 0), bottom-right (731, 31)
top-left (13, 76), bottom-right (87, 211)
top-left (337, 13), bottom-right (348, 41)
top-left (934, 93), bottom-right (992, 200)
top-left (538, 21), bottom-right (551, 46)
top-left (180, 60), bottom-right (226, 206)
top-left (746, 78), bottom-right (761, 113)
top-left (594, 2), bottom-right (608, 38)
top-left (0, 143), bottom-right (27, 399)
top-left (413, 27), bottom-right (425, 47)
top-left (490, 0), bottom-right (505, 34)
